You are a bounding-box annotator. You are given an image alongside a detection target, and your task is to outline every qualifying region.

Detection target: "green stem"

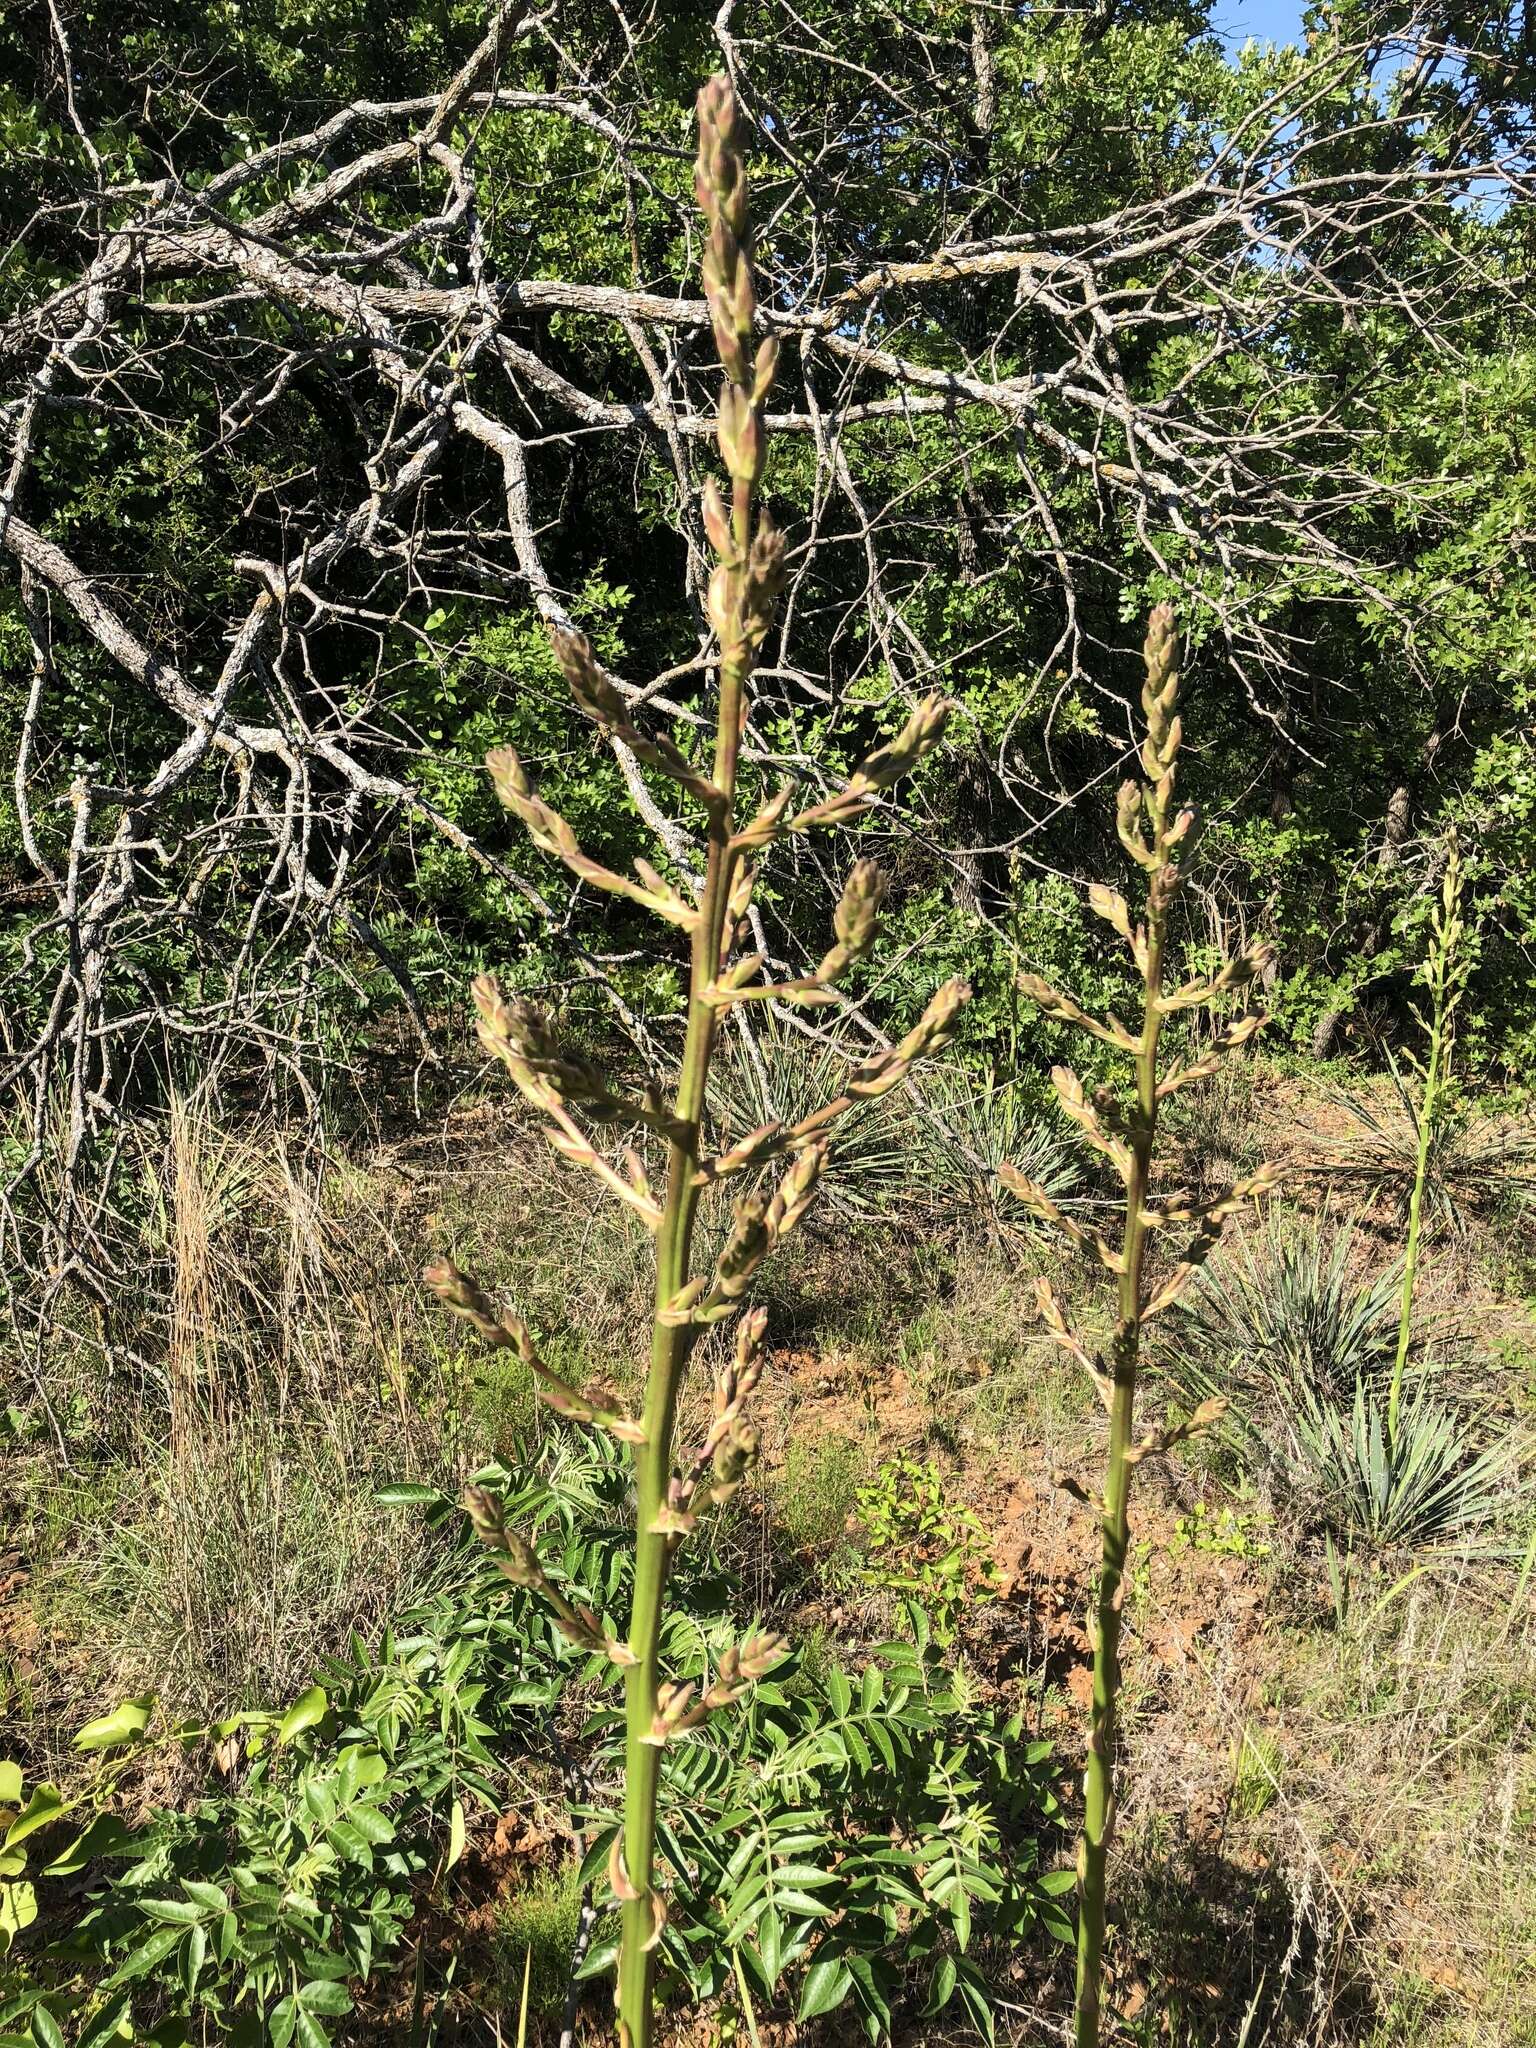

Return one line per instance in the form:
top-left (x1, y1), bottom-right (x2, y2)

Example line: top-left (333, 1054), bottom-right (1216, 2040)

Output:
top-left (615, 484), bottom-right (754, 2048)
top-left (1388, 1018), bottom-right (1442, 1446)
top-left (1074, 888), bottom-right (1166, 2048)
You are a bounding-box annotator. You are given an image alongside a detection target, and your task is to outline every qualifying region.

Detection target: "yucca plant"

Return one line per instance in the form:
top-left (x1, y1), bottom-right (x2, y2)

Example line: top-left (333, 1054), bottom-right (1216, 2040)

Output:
top-left (1287, 1380), bottom-right (1513, 1551)
top-left (918, 1064), bottom-right (1085, 1234)
top-left (1326, 1071), bottom-right (1536, 1236)
top-left (1003, 608), bottom-right (1280, 2047)
top-left (422, 77), bottom-right (967, 2048)
top-left (1173, 1213), bottom-right (1403, 1428)
top-left (706, 1016), bottom-right (911, 1217)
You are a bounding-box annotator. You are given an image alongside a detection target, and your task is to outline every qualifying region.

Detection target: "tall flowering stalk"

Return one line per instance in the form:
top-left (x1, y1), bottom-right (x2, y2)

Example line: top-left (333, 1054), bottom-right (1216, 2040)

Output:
top-left (1387, 827), bottom-right (1467, 1444)
top-left (425, 76), bottom-right (966, 2048)
top-left (1004, 608), bottom-right (1280, 2047)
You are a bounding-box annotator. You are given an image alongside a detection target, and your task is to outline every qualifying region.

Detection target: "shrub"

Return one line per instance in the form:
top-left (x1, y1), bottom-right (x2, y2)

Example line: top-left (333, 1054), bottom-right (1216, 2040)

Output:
top-left (2, 1431), bottom-right (1068, 2047)
top-left (853, 1453), bottom-right (999, 1646)
top-left (573, 1624), bottom-right (1071, 2043)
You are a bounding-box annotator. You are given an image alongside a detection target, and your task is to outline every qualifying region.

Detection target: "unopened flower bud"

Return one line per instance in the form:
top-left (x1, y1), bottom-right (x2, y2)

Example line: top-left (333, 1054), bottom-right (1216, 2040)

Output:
top-left (751, 334), bottom-right (779, 403)
top-left (858, 695), bottom-right (951, 791)
top-left (702, 477), bottom-right (732, 555)
top-left (462, 1484), bottom-right (506, 1547)
top-left (1143, 603), bottom-right (1177, 692)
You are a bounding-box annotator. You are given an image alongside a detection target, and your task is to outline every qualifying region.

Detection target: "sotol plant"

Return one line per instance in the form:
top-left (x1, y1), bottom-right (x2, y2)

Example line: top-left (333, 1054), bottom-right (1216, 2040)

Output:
top-left (1004, 609), bottom-right (1280, 2047)
top-left (423, 77), bottom-right (967, 2048)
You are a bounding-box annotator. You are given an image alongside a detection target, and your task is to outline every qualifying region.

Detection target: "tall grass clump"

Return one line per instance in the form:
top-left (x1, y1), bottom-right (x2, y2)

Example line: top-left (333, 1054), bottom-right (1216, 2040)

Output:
top-left (422, 76), bottom-right (966, 2048)
top-left (51, 1418), bottom-right (441, 1721)
top-left (1003, 607), bottom-right (1279, 2046)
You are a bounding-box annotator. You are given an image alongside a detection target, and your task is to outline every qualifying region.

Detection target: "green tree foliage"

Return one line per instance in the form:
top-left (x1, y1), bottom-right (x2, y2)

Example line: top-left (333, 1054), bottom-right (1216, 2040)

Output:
top-left (2, 0), bottom-right (1534, 1289)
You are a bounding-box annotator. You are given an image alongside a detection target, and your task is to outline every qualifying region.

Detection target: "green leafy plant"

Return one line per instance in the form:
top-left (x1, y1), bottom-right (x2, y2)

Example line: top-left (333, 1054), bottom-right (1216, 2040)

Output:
top-left (1166, 1501), bottom-right (1271, 1564)
top-left (1, 1762), bottom-right (48, 1960)
top-left (4, 1421), bottom-right (1073, 2048)
top-left (853, 1454), bottom-right (999, 1647)
top-left (1003, 608), bottom-right (1280, 2047)
top-left (573, 1625), bottom-right (1070, 2045)
top-left (0, 1438), bottom-right (625, 2048)
top-left (421, 77), bottom-right (966, 2048)
top-left (0, 1617), bottom-right (513, 2048)
top-left (1227, 1726), bottom-right (1282, 1822)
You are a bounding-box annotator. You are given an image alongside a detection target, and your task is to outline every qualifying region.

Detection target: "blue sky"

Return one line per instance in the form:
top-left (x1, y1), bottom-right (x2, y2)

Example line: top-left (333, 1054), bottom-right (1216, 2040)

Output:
top-left (1209, 0), bottom-right (1308, 46)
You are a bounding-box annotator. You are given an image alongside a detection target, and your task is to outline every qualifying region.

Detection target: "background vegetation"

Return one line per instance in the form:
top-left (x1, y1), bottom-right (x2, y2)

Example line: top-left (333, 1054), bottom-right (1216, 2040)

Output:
top-left (2, 0), bottom-right (1535, 2043)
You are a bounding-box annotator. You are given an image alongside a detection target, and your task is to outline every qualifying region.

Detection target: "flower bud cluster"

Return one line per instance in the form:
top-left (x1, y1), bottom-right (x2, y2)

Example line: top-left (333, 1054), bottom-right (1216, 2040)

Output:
top-left (640, 1630), bottom-right (788, 1746)
top-left (551, 626), bottom-right (723, 812)
top-left (708, 855), bottom-right (886, 1010)
top-left (462, 1483), bottom-right (636, 1665)
top-left (843, 976), bottom-right (971, 1100)
top-left (423, 1254), bottom-right (646, 1441)
top-left (695, 76), bottom-right (767, 396)
top-left (791, 695), bottom-right (952, 832)
top-left (693, 1141), bottom-right (828, 1322)
top-left (486, 744), bottom-right (695, 929)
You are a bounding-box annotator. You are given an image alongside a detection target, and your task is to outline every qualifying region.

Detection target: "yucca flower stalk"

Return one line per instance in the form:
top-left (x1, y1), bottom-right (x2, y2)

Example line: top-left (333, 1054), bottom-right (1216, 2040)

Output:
top-left (1387, 828), bottom-right (1467, 1445)
top-left (1005, 608), bottom-right (1280, 2048)
top-left (425, 76), bottom-right (967, 2048)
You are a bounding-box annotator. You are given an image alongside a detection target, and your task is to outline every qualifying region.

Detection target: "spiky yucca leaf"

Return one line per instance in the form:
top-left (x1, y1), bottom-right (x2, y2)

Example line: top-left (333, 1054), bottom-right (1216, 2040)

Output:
top-left (918, 1066), bottom-right (1083, 1227)
top-left (706, 1023), bottom-right (908, 1216)
top-left (1173, 1214), bottom-right (1402, 1421)
top-left (1285, 1381), bottom-right (1516, 1551)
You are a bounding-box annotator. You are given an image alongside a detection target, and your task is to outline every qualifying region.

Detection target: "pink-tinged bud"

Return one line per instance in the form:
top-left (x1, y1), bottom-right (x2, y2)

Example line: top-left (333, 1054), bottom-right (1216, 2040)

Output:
top-left (1166, 805), bottom-right (1197, 846)
top-left (752, 334), bottom-right (780, 403)
top-left (486, 744), bottom-right (529, 812)
top-left (702, 477), bottom-right (732, 555)
top-left (707, 561), bottom-right (735, 641)
top-left (462, 1484), bottom-right (507, 1548)
top-left (1143, 602), bottom-right (1177, 683)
